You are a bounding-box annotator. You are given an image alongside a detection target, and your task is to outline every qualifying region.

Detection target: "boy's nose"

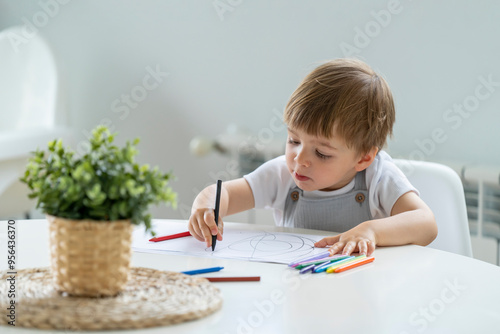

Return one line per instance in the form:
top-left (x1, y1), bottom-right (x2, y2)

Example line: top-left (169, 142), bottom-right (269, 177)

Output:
top-left (295, 149), bottom-right (311, 167)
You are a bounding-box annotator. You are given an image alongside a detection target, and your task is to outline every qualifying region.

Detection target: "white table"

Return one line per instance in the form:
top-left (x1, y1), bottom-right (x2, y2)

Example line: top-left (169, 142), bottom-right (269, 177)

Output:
top-left (2, 219), bottom-right (500, 333)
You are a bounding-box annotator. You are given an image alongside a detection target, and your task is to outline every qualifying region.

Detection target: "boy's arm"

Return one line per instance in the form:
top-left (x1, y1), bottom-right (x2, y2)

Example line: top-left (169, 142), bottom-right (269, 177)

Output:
top-left (314, 191), bottom-right (438, 256)
top-left (189, 178), bottom-right (255, 247)
top-left (371, 191), bottom-right (437, 247)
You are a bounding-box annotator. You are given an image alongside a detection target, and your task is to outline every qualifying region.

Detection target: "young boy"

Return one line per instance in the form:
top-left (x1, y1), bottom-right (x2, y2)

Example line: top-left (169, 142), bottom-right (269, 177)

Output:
top-left (189, 58), bottom-right (437, 256)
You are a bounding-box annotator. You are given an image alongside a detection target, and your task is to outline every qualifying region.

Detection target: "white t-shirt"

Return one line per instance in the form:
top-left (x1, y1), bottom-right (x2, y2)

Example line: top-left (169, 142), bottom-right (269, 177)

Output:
top-left (243, 151), bottom-right (418, 226)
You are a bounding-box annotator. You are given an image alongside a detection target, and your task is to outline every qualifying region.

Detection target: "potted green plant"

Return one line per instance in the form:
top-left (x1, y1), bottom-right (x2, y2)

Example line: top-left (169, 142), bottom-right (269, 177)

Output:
top-left (21, 125), bottom-right (176, 297)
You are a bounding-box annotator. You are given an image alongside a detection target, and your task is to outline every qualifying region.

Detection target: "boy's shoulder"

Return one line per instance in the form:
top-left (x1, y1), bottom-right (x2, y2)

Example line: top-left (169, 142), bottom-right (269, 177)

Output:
top-left (366, 150), bottom-right (417, 194)
top-left (366, 151), bottom-right (418, 218)
top-left (244, 155), bottom-right (291, 183)
top-left (366, 150), bottom-right (413, 191)
top-left (256, 155), bottom-right (288, 172)
top-left (367, 150), bottom-right (400, 175)
top-left (243, 155), bottom-right (295, 210)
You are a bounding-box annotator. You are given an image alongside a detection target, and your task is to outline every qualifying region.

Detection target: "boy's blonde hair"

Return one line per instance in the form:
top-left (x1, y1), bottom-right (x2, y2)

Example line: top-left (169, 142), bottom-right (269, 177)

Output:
top-left (284, 58), bottom-right (395, 155)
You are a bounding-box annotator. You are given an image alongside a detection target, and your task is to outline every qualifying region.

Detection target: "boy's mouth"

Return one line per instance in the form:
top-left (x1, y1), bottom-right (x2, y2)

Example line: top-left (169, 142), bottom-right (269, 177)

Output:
top-left (294, 172), bottom-right (310, 182)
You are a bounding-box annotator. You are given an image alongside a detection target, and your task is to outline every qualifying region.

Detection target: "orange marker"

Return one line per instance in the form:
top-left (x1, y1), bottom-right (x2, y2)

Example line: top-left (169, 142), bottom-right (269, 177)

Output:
top-left (333, 257), bottom-right (375, 273)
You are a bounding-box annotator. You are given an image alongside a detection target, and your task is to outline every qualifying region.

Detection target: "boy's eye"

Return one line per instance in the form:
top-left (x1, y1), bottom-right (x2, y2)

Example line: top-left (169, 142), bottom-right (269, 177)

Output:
top-left (287, 138), bottom-right (299, 145)
top-left (316, 150), bottom-right (331, 160)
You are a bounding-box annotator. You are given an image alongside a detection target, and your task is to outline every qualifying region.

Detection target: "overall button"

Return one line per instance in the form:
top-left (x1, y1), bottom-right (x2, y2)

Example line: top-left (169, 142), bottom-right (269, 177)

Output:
top-left (291, 191), bottom-right (300, 201)
top-left (355, 193), bottom-right (365, 203)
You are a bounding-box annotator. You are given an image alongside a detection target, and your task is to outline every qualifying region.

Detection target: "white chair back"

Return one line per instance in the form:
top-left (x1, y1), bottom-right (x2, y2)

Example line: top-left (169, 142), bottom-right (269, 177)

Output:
top-left (394, 159), bottom-right (473, 257)
top-left (0, 26), bottom-right (73, 219)
top-left (0, 25), bottom-right (58, 131)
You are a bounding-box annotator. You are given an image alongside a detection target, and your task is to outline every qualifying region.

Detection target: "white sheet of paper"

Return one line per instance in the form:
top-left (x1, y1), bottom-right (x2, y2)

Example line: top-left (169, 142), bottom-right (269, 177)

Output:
top-left (132, 221), bottom-right (330, 265)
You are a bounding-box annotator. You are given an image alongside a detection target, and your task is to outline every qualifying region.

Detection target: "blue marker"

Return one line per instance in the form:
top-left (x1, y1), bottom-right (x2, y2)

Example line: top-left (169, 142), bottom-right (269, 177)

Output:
top-left (181, 266), bottom-right (224, 275)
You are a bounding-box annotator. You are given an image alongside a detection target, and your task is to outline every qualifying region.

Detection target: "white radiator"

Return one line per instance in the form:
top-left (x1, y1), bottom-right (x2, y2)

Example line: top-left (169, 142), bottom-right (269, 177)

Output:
top-left (456, 165), bottom-right (500, 240)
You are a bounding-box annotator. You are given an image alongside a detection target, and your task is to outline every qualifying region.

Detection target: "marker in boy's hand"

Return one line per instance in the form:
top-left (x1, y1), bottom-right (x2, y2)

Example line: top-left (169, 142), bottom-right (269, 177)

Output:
top-left (188, 183), bottom-right (225, 247)
top-left (188, 178), bottom-right (255, 248)
top-left (188, 207), bottom-right (223, 247)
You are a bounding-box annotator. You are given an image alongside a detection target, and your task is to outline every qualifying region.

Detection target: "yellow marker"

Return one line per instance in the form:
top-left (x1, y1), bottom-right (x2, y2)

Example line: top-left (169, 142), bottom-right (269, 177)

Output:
top-left (326, 254), bottom-right (366, 273)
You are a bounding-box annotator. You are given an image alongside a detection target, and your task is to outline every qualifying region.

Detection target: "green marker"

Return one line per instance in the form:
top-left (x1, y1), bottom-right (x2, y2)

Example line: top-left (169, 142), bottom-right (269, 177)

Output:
top-left (295, 255), bottom-right (350, 269)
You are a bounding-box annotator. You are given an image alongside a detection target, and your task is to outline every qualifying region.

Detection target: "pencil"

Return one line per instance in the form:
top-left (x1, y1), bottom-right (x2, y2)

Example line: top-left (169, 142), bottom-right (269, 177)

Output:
top-left (212, 180), bottom-right (222, 252)
top-left (204, 276), bottom-right (261, 282)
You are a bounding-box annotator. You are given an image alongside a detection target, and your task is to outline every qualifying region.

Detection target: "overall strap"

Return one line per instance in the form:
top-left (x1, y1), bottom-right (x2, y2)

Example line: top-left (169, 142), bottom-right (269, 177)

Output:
top-left (354, 170), bottom-right (368, 191)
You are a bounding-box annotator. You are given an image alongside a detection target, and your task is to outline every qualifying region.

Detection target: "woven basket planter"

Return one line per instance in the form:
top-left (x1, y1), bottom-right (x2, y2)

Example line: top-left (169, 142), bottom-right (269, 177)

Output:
top-left (47, 215), bottom-right (133, 297)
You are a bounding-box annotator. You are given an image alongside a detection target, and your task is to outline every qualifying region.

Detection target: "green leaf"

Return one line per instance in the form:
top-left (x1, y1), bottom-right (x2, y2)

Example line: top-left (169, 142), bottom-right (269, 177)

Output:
top-left (19, 124), bottom-right (177, 236)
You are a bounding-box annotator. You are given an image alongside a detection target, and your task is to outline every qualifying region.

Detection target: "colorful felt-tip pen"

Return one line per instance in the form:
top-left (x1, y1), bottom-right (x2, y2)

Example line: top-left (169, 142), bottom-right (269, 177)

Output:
top-left (299, 263), bottom-right (316, 274)
top-left (181, 266), bottom-right (224, 275)
top-left (333, 257), bottom-right (375, 273)
top-left (295, 258), bottom-right (331, 270)
top-left (313, 256), bottom-right (355, 273)
top-left (204, 276), bottom-right (260, 282)
top-left (326, 255), bottom-right (366, 273)
top-left (288, 251), bottom-right (331, 267)
top-left (294, 255), bottom-right (350, 269)
top-left (149, 231), bottom-right (191, 242)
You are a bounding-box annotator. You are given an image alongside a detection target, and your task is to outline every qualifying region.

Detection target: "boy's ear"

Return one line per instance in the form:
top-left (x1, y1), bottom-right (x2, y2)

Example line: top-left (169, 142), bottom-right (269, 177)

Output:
top-left (354, 147), bottom-right (379, 172)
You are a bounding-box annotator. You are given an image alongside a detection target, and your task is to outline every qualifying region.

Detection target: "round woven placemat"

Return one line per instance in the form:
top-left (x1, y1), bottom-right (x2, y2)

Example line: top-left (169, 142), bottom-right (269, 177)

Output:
top-left (0, 267), bottom-right (223, 330)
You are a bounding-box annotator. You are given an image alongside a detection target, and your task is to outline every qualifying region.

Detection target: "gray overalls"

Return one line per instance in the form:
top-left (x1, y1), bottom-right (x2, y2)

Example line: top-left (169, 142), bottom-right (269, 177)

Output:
top-left (283, 170), bottom-right (372, 233)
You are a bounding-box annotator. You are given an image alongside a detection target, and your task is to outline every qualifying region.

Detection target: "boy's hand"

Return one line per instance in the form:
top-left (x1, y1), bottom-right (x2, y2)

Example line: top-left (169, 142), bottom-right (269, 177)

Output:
top-left (188, 208), bottom-right (223, 248)
top-left (314, 223), bottom-right (376, 256)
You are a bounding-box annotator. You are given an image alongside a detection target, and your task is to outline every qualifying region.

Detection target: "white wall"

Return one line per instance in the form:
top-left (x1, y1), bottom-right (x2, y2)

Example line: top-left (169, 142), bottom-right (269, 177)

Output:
top-left (1, 0), bottom-right (499, 221)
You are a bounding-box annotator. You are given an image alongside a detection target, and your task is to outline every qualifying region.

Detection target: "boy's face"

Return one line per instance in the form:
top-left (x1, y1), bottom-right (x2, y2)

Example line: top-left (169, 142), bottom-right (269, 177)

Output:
top-left (285, 127), bottom-right (363, 192)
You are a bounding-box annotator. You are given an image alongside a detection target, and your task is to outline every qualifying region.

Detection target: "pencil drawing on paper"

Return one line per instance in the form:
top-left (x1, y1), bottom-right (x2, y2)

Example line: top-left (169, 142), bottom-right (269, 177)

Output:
top-left (205, 231), bottom-right (318, 261)
top-left (132, 221), bottom-right (329, 264)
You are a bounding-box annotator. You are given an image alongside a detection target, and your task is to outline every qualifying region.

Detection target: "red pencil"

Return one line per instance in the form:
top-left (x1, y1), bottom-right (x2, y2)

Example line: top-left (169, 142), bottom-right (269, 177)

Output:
top-left (149, 231), bottom-right (191, 242)
top-left (333, 257), bottom-right (375, 273)
top-left (204, 276), bottom-right (261, 282)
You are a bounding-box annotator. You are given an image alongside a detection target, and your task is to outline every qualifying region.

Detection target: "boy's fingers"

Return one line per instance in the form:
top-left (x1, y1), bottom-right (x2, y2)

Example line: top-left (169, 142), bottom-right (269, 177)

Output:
top-left (188, 217), bottom-right (204, 242)
top-left (195, 211), bottom-right (214, 246)
top-left (188, 224), bottom-right (201, 241)
top-left (314, 235), bottom-right (340, 248)
top-left (328, 242), bottom-right (344, 255)
top-left (215, 219), bottom-right (224, 241)
top-left (367, 240), bottom-right (376, 256)
top-left (204, 235), bottom-right (212, 247)
top-left (201, 223), bottom-right (213, 247)
top-left (203, 210), bottom-right (219, 236)
top-left (314, 239), bottom-right (326, 248)
top-left (358, 240), bottom-right (368, 255)
top-left (217, 219), bottom-right (224, 240)
top-left (342, 241), bottom-right (356, 255)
